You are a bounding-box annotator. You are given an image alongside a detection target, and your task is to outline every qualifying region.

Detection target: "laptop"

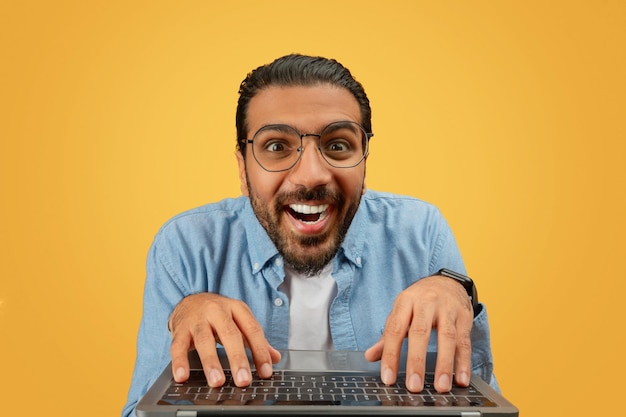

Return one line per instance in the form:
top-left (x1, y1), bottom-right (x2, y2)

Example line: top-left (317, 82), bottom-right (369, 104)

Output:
top-left (137, 348), bottom-right (518, 416)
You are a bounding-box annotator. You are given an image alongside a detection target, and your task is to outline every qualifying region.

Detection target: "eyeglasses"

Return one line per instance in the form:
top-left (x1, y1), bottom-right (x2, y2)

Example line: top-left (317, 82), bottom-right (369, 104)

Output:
top-left (239, 121), bottom-right (373, 172)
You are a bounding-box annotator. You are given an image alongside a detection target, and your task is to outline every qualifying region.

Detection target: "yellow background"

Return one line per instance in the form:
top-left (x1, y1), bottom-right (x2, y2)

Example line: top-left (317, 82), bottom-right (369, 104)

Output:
top-left (1, 1), bottom-right (624, 416)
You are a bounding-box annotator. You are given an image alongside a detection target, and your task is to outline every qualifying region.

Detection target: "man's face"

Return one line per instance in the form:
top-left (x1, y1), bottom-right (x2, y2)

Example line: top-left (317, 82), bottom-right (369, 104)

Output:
top-left (236, 85), bottom-right (367, 275)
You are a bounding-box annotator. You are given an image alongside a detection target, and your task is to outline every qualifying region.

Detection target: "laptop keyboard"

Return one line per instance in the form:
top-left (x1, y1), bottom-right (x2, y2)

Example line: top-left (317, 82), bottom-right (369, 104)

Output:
top-left (159, 369), bottom-right (497, 407)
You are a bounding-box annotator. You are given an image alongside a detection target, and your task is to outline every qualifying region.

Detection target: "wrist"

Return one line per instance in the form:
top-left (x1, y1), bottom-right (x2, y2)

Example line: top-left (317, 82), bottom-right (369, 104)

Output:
top-left (437, 268), bottom-right (480, 317)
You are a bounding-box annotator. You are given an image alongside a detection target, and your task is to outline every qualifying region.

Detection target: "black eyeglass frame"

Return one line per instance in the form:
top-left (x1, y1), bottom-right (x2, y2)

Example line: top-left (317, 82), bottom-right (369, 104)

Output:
top-left (238, 121), bottom-right (374, 173)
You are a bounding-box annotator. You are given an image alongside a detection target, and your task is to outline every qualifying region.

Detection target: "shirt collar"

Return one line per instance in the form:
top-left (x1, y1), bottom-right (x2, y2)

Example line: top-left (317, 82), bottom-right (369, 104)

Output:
top-left (336, 194), bottom-right (367, 268)
top-left (242, 198), bottom-right (281, 274)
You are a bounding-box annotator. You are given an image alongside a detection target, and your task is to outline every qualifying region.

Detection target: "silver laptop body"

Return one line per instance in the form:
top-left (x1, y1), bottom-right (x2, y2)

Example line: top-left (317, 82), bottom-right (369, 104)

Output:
top-left (137, 348), bottom-right (518, 416)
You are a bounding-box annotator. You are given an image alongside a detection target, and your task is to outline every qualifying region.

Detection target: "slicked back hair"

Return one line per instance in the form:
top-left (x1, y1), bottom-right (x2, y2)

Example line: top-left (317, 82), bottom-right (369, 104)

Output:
top-left (236, 54), bottom-right (372, 158)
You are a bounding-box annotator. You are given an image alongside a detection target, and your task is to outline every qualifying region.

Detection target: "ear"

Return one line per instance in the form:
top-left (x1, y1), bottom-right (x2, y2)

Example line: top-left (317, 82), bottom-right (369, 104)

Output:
top-left (361, 165), bottom-right (367, 195)
top-left (235, 150), bottom-right (250, 197)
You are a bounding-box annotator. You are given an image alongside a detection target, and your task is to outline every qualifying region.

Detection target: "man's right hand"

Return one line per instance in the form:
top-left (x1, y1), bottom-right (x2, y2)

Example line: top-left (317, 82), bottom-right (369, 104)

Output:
top-left (168, 293), bottom-right (282, 388)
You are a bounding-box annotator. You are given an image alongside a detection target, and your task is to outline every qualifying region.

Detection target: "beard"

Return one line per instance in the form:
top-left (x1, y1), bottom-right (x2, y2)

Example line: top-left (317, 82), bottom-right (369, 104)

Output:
top-left (247, 177), bottom-right (361, 276)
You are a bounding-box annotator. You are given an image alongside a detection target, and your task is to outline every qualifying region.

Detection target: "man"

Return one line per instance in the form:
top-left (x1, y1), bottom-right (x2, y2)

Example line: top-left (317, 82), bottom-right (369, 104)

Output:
top-left (122, 54), bottom-right (497, 417)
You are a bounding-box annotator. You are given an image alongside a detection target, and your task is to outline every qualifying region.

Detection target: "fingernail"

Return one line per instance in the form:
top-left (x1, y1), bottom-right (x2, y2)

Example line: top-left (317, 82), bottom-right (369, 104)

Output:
top-left (259, 363), bottom-right (272, 378)
top-left (236, 368), bottom-right (251, 385)
top-left (174, 367), bottom-right (186, 381)
top-left (208, 368), bottom-right (222, 386)
top-left (382, 367), bottom-right (394, 385)
top-left (408, 373), bottom-right (422, 392)
top-left (457, 371), bottom-right (470, 386)
top-left (437, 374), bottom-right (451, 391)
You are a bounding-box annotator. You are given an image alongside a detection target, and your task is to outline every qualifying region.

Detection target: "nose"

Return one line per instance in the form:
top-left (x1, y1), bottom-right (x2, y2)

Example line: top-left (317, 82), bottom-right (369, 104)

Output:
top-left (287, 137), bottom-right (332, 188)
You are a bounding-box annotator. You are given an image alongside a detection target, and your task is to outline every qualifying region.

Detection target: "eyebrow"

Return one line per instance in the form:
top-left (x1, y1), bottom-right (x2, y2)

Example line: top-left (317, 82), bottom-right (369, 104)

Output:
top-left (256, 124), bottom-right (298, 134)
top-left (320, 121), bottom-right (360, 135)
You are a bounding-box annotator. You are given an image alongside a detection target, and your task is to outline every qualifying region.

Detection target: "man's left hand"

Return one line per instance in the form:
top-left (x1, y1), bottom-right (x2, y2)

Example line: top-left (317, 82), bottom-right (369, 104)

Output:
top-left (364, 275), bottom-right (473, 393)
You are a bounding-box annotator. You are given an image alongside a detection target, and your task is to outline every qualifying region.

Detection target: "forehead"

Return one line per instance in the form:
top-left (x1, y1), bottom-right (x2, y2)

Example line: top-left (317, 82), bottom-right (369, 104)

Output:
top-left (246, 85), bottom-right (361, 132)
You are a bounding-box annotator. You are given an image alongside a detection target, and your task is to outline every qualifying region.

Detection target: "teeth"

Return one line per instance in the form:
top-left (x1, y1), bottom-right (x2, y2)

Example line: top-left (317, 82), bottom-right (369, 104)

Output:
top-left (289, 204), bottom-right (329, 214)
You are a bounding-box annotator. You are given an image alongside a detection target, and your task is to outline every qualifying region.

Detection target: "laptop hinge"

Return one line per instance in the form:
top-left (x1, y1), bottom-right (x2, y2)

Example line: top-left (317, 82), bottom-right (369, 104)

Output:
top-left (176, 411), bottom-right (197, 417)
top-left (461, 412), bottom-right (481, 417)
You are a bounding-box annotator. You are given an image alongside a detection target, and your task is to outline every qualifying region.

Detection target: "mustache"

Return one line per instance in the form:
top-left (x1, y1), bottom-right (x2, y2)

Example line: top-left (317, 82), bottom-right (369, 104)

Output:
top-left (276, 187), bottom-right (344, 207)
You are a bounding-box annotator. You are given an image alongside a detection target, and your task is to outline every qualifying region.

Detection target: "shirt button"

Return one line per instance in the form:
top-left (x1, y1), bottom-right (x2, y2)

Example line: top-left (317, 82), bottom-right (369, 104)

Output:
top-left (275, 258), bottom-right (282, 267)
top-left (273, 298), bottom-right (284, 307)
top-left (253, 262), bottom-right (260, 271)
top-left (356, 256), bottom-right (362, 266)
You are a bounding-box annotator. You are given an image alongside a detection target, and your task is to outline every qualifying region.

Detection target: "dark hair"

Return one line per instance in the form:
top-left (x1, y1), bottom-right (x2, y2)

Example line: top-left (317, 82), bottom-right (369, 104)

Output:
top-left (236, 54), bottom-right (372, 157)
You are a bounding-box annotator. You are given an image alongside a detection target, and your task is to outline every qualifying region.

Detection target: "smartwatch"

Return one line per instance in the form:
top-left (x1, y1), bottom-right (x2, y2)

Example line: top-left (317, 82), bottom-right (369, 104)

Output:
top-left (437, 268), bottom-right (480, 316)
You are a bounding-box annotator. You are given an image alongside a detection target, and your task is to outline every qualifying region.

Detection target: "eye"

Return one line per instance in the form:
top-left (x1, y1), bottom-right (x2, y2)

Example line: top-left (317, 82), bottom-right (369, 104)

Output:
top-left (264, 140), bottom-right (289, 153)
top-left (325, 139), bottom-right (351, 153)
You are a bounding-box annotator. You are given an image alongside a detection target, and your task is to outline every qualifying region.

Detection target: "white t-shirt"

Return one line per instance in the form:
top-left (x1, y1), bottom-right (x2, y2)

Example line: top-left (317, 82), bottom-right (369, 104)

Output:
top-left (279, 263), bottom-right (337, 350)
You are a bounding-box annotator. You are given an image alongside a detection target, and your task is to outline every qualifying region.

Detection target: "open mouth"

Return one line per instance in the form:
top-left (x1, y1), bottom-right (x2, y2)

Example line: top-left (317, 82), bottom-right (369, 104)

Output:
top-left (287, 203), bottom-right (329, 224)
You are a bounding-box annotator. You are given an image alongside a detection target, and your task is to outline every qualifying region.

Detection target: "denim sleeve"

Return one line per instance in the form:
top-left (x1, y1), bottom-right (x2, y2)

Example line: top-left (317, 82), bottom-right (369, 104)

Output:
top-left (121, 241), bottom-right (186, 417)
top-left (470, 302), bottom-right (500, 392)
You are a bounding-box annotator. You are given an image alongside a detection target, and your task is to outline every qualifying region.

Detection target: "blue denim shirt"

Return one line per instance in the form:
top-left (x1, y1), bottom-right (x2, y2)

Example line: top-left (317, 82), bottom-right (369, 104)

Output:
top-left (122, 190), bottom-right (497, 416)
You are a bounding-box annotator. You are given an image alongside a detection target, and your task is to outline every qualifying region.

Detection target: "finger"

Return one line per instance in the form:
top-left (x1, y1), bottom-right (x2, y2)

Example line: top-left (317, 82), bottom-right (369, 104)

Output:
top-left (232, 303), bottom-right (281, 379)
top-left (364, 338), bottom-right (384, 362)
top-left (379, 296), bottom-right (413, 385)
top-left (453, 312), bottom-right (473, 387)
top-left (210, 309), bottom-right (253, 387)
top-left (191, 322), bottom-right (227, 388)
top-left (433, 311), bottom-right (457, 392)
top-left (247, 343), bottom-right (282, 379)
top-left (404, 304), bottom-right (434, 392)
top-left (170, 329), bottom-right (192, 383)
